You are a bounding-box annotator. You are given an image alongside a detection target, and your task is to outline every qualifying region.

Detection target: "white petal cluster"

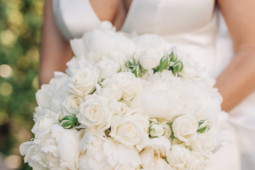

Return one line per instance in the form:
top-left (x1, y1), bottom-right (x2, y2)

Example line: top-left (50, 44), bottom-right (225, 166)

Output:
top-left (20, 125), bottom-right (80, 170)
top-left (21, 22), bottom-right (226, 170)
top-left (79, 132), bottom-right (141, 170)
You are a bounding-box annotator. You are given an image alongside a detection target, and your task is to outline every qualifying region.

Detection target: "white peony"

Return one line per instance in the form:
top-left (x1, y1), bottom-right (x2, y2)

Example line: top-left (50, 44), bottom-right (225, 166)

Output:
top-left (140, 148), bottom-right (174, 170)
top-left (131, 87), bottom-right (182, 120)
top-left (36, 73), bottom-right (69, 113)
top-left (167, 145), bottom-right (191, 169)
top-left (192, 133), bottom-right (217, 158)
top-left (134, 34), bottom-right (171, 69)
top-left (77, 94), bottom-right (115, 131)
top-left (186, 152), bottom-right (206, 170)
top-left (134, 34), bottom-right (170, 54)
top-left (20, 125), bottom-right (80, 170)
top-left (65, 57), bottom-right (88, 75)
top-left (147, 137), bottom-right (171, 157)
top-left (151, 158), bottom-right (175, 170)
top-left (32, 107), bottom-right (60, 134)
top-left (69, 63), bottom-right (99, 96)
top-left (110, 115), bottom-right (148, 147)
top-left (172, 115), bottom-right (198, 144)
top-left (71, 21), bottom-right (136, 64)
top-left (79, 132), bottom-right (141, 170)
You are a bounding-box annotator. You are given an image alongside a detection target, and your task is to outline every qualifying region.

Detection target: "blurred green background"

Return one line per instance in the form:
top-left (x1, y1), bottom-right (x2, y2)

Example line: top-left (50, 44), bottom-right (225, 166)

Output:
top-left (0, 0), bottom-right (43, 169)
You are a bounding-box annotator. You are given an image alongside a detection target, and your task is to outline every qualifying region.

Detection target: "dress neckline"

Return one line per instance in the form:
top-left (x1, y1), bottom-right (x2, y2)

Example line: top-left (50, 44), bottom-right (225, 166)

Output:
top-left (87, 0), bottom-right (135, 30)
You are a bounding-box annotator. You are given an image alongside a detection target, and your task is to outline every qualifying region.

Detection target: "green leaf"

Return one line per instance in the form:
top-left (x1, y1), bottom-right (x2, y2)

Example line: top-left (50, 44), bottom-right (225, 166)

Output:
top-left (198, 120), bottom-right (206, 126)
top-left (167, 122), bottom-right (175, 140)
top-left (197, 126), bottom-right (207, 133)
top-left (197, 120), bottom-right (210, 133)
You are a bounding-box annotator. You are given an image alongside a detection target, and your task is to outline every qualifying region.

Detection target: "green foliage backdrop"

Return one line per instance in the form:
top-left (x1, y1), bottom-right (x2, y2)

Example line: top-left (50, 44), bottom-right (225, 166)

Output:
top-left (0, 0), bottom-right (43, 169)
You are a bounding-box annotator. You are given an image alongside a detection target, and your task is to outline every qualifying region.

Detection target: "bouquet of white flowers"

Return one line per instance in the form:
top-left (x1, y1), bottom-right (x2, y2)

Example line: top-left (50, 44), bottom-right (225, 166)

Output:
top-left (20, 22), bottom-right (226, 170)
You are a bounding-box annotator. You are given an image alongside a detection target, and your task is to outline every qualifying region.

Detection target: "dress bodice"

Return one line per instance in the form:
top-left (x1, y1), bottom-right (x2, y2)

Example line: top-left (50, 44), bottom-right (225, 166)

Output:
top-left (54, 0), bottom-right (215, 38)
top-left (54, 0), bottom-right (221, 77)
top-left (121, 0), bottom-right (215, 35)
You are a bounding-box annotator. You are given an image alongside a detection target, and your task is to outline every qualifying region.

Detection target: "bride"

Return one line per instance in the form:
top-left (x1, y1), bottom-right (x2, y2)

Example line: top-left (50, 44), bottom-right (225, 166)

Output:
top-left (40, 0), bottom-right (255, 169)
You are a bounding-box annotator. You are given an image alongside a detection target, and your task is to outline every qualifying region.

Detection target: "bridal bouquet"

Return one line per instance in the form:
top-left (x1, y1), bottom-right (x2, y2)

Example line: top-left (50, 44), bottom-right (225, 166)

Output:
top-left (20, 22), bottom-right (226, 170)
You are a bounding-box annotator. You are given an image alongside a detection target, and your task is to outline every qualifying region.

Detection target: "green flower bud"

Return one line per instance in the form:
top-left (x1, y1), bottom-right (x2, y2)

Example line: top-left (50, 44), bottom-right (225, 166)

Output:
top-left (154, 55), bottom-right (170, 73)
top-left (60, 115), bottom-right (78, 129)
top-left (125, 59), bottom-right (147, 77)
top-left (169, 51), bottom-right (178, 62)
top-left (172, 60), bottom-right (184, 76)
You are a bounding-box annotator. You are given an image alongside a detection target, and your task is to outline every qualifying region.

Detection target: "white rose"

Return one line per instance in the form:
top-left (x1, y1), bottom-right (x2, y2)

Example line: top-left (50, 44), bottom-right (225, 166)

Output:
top-left (149, 123), bottom-right (164, 137)
top-left (69, 64), bottom-right (99, 96)
top-left (140, 147), bottom-right (154, 167)
top-left (114, 72), bottom-right (143, 102)
top-left (172, 115), bottom-right (198, 144)
top-left (147, 137), bottom-right (171, 157)
top-left (163, 122), bottom-right (172, 138)
top-left (77, 95), bottom-right (115, 131)
top-left (101, 78), bottom-right (123, 101)
top-left (31, 107), bottom-right (60, 134)
top-left (152, 158), bottom-right (175, 170)
top-left (63, 95), bottom-right (83, 114)
top-left (192, 133), bottom-right (217, 158)
top-left (118, 102), bottom-right (130, 115)
top-left (138, 49), bottom-right (162, 70)
top-left (167, 145), bottom-right (191, 169)
top-left (134, 34), bottom-right (170, 52)
top-left (97, 58), bottom-right (120, 79)
top-left (185, 152), bottom-right (206, 170)
top-left (20, 125), bottom-right (80, 170)
top-left (110, 115), bottom-right (147, 147)
top-left (79, 132), bottom-right (141, 170)
top-left (131, 111), bottom-right (149, 133)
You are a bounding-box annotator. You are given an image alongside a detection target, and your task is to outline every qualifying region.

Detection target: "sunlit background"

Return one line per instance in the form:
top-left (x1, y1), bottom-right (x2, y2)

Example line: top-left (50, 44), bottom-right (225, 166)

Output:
top-left (0, 0), bottom-right (43, 169)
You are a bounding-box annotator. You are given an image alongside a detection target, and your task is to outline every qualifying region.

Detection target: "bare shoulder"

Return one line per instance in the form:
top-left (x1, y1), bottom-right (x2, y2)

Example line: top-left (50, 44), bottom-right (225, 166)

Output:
top-left (89, 0), bottom-right (120, 22)
top-left (218, 0), bottom-right (255, 49)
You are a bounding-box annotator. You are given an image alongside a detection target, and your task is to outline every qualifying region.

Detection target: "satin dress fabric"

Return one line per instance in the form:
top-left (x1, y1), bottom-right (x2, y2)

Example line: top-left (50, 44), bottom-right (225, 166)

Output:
top-left (53, 0), bottom-right (255, 169)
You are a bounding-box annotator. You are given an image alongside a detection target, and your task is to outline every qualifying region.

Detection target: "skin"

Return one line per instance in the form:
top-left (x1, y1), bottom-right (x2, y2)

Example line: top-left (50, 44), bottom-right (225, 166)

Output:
top-left (40, 0), bottom-right (255, 112)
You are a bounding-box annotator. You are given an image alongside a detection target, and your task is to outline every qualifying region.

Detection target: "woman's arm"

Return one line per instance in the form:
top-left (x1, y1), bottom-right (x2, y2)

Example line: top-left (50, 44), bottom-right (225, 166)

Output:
top-left (216, 0), bottom-right (255, 111)
top-left (39, 0), bottom-right (123, 86)
top-left (39, 0), bottom-right (73, 85)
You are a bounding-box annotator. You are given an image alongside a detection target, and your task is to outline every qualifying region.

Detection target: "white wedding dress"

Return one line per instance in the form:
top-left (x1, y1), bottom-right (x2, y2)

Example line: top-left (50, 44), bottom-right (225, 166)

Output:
top-left (53, 0), bottom-right (255, 169)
